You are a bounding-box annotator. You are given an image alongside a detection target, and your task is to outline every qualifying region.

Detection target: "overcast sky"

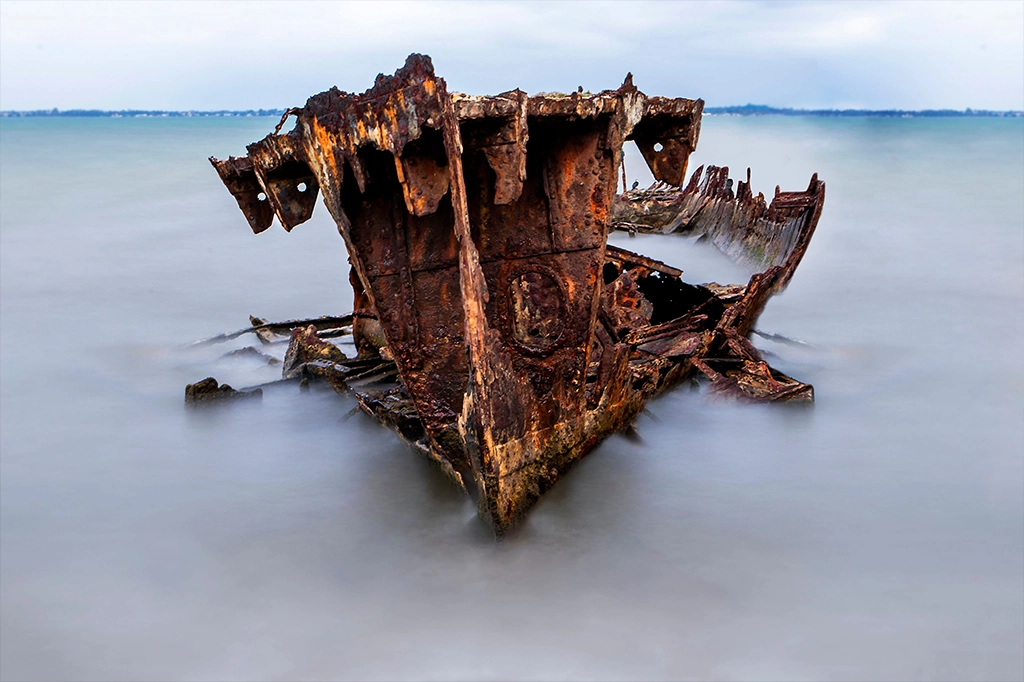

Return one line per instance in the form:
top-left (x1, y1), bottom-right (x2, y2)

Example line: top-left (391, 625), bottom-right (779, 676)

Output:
top-left (1, 0), bottom-right (1022, 111)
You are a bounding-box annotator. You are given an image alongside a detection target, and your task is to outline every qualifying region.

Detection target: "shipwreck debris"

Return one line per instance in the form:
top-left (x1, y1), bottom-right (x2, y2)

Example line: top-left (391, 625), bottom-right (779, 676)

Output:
top-left (221, 346), bottom-right (281, 365)
top-left (189, 314), bottom-right (356, 347)
top-left (612, 168), bottom-right (825, 288)
top-left (184, 377), bottom-right (262, 405)
top-left (282, 325), bottom-right (348, 378)
top-left (201, 53), bottom-right (826, 534)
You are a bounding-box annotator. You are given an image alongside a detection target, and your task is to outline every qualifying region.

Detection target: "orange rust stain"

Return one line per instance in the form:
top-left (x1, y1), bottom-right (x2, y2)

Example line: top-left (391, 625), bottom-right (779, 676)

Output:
top-left (381, 106), bottom-right (400, 149)
top-left (313, 120), bottom-right (338, 180)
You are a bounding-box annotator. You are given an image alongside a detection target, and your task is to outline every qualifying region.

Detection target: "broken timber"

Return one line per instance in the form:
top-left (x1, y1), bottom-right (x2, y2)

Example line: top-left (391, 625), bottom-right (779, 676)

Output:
top-left (208, 54), bottom-right (825, 534)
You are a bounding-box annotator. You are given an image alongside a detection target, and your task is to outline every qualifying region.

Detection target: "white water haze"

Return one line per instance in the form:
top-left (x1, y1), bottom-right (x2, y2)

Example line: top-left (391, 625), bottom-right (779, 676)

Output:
top-left (1, 113), bottom-right (1022, 680)
top-left (2, 1), bottom-right (1024, 680)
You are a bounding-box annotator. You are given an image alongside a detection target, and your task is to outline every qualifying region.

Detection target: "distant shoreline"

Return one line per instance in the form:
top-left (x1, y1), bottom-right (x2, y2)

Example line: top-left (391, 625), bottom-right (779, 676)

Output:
top-left (703, 105), bottom-right (1023, 118)
top-left (0, 109), bottom-right (286, 118)
top-left (1, 105), bottom-right (1021, 118)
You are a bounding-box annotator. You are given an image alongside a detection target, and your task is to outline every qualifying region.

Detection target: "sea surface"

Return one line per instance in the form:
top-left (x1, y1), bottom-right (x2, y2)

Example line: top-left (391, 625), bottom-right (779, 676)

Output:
top-left (1, 114), bottom-right (1022, 681)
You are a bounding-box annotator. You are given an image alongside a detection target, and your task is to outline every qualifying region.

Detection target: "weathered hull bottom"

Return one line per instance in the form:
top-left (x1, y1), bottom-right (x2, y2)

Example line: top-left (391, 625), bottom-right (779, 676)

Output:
top-left (203, 54), bottom-right (825, 534)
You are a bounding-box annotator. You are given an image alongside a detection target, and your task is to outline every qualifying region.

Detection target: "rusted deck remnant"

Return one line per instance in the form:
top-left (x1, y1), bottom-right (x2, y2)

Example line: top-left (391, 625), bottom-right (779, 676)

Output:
top-left (209, 54), bottom-right (825, 534)
top-left (612, 168), bottom-right (825, 290)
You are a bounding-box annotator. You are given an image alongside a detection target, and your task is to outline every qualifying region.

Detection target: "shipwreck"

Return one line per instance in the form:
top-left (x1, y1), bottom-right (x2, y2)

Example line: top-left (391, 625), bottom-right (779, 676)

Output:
top-left (202, 54), bottom-right (825, 534)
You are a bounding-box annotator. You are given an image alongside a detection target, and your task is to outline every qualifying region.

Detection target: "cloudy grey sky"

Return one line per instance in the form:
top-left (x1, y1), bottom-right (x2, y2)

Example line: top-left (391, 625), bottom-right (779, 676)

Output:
top-left (1, 0), bottom-right (1022, 111)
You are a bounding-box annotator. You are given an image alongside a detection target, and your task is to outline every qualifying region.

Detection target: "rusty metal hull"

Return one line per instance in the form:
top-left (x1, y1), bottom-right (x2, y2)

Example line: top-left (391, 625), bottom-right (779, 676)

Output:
top-left (210, 54), bottom-right (824, 534)
top-left (612, 166), bottom-right (825, 290)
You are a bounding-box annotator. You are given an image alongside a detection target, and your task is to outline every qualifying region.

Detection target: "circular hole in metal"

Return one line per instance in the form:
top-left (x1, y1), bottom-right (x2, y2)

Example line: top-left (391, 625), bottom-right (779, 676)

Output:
top-left (653, 142), bottom-right (664, 152)
top-left (508, 271), bottom-right (566, 353)
top-left (297, 182), bottom-right (307, 192)
top-left (257, 192), bottom-right (267, 201)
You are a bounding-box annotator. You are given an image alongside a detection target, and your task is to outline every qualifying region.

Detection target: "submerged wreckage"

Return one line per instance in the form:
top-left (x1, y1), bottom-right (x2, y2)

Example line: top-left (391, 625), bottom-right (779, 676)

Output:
top-left (201, 54), bottom-right (825, 533)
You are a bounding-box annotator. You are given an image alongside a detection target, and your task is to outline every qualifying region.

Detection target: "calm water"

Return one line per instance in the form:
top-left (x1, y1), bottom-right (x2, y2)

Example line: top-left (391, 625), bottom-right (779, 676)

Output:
top-left (1, 115), bottom-right (1022, 681)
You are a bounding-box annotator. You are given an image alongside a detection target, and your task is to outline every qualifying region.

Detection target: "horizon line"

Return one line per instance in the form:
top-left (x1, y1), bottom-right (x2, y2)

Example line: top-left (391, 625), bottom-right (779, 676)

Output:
top-left (1, 105), bottom-right (1022, 118)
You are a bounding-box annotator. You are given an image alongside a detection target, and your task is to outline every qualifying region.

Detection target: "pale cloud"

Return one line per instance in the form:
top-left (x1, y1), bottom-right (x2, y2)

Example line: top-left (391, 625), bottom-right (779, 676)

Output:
top-left (1, 0), bottom-right (1021, 110)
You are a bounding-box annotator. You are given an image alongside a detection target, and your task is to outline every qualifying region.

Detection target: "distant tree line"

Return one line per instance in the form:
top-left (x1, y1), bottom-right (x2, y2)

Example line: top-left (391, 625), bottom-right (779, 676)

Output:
top-left (703, 104), bottom-right (1023, 117)
top-left (0, 109), bottom-right (287, 118)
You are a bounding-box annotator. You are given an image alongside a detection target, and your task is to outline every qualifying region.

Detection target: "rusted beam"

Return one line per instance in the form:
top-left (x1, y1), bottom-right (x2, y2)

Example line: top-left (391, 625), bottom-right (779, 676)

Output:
top-left (188, 314), bottom-right (356, 347)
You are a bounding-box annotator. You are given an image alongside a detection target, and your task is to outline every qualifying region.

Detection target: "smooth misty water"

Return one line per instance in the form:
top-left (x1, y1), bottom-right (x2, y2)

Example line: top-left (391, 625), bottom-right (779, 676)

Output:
top-left (1, 115), bottom-right (1022, 682)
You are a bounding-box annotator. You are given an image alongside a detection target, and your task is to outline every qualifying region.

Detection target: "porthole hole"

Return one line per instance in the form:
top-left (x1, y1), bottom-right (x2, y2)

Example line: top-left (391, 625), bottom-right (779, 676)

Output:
top-left (257, 192), bottom-right (267, 201)
top-left (297, 182), bottom-right (307, 192)
top-left (653, 142), bottom-right (664, 153)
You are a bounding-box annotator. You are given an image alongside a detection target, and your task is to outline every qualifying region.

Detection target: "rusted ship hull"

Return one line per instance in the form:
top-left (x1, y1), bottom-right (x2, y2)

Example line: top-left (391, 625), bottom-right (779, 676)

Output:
top-left (209, 55), bottom-right (825, 534)
top-left (612, 166), bottom-right (825, 290)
